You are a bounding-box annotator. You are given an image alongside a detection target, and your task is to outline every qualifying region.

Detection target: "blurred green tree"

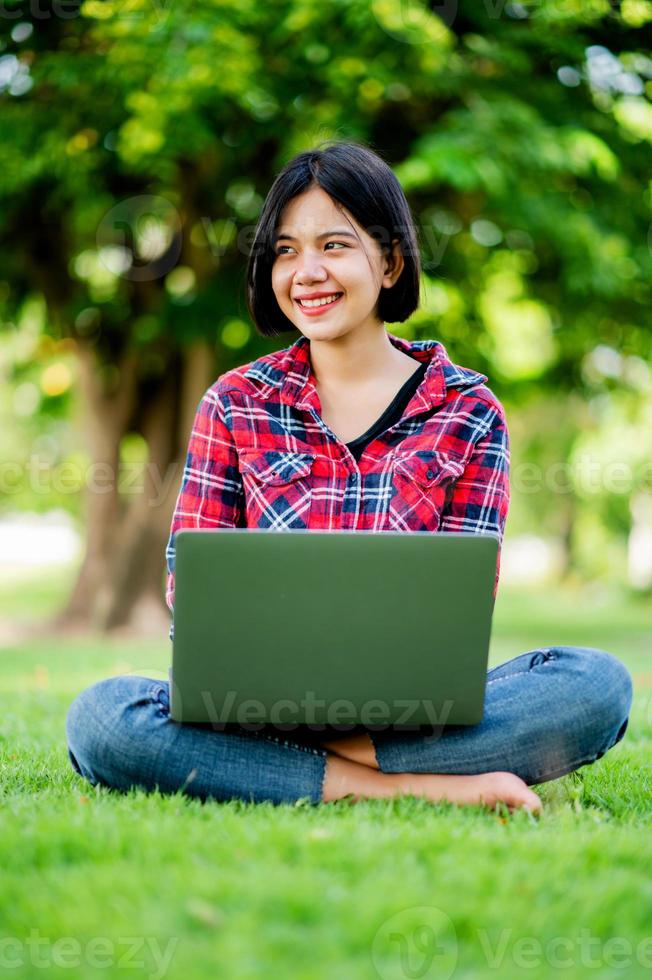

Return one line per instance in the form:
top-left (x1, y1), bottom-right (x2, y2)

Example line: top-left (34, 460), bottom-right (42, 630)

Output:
top-left (0, 0), bottom-right (649, 632)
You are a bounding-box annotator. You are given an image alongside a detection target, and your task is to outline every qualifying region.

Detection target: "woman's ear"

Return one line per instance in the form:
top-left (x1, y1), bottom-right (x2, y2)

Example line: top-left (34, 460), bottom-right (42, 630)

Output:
top-left (382, 238), bottom-right (404, 288)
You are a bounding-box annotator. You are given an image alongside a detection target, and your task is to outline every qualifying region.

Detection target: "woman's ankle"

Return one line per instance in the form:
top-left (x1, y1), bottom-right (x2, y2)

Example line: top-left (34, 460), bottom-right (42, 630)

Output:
top-left (321, 753), bottom-right (402, 802)
top-left (321, 732), bottom-right (379, 769)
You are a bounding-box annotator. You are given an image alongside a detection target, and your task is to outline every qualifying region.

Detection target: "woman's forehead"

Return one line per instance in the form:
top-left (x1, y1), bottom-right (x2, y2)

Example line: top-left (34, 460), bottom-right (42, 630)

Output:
top-left (277, 188), bottom-right (359, 235)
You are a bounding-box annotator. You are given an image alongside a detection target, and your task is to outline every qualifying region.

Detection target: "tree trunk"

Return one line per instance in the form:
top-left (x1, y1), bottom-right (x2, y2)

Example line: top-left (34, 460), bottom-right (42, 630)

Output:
top-left (51, 340), bottom-right (138, 633)
top-left (51, 338), bottom-right (214, 637)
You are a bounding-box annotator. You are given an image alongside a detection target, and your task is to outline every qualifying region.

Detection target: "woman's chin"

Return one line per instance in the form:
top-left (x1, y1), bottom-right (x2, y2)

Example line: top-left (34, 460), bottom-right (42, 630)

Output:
top-left (300, 322), bottom-right (349, 341)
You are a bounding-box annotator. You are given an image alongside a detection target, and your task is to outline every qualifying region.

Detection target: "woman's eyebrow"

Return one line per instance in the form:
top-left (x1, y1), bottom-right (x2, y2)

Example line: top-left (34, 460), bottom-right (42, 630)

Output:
top-left (274, 229), bottom-right (358, 243)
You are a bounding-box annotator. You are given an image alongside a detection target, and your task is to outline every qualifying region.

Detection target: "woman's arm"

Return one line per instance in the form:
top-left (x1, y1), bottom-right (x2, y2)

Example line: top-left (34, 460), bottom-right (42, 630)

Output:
top-left (438, 404), bottom-right (511, 601)
top-left (165, 385), bottom-right (244, 638)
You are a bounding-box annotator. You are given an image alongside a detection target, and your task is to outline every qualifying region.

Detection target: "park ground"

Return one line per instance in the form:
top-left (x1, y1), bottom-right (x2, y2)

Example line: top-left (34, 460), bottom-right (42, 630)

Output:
top-left (1, 567), bottom-right (651, 979)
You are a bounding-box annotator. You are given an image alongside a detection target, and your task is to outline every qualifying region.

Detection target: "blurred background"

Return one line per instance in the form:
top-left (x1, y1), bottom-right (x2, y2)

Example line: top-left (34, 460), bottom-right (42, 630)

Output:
top-left (0, 0), bottom-right (650, 640)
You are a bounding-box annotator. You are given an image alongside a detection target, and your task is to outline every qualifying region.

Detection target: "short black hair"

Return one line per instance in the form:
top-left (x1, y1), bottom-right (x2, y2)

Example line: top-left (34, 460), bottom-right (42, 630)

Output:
top-left (246, 139), bottom-right (422, 338)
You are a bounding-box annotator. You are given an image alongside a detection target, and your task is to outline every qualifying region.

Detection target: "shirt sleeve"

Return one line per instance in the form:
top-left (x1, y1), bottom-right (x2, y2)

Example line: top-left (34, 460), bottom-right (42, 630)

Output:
top-left (438, 404), bottom-right (510, 601)
top-left (165, 386), bottom-right (244, 641)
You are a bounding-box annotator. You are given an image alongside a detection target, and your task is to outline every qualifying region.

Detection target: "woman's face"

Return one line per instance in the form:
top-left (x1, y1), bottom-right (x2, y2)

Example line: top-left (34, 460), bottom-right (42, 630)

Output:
top-left (270, 186), bottom-right (402, 343)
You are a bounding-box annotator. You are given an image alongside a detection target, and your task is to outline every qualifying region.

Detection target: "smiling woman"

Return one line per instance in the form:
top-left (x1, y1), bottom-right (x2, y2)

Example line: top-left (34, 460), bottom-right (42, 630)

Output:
top-left (246, 140), bottom-right (420, 345)
top-left (65, 139), bottom-right (634, 817)
top-left (269, 185), bottom-right (408, 390)
top-left (244, 142), bottom-right (427, 443)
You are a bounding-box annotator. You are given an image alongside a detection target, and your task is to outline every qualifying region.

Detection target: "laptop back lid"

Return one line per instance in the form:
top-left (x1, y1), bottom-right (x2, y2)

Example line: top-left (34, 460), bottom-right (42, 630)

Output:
top-left (170, 529), bottom-right (499, 728)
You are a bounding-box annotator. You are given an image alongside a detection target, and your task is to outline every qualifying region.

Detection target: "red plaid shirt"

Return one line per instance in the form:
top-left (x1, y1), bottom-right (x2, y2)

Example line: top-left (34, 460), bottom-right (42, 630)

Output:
top-left (165, 332), bottom-right (510, 640)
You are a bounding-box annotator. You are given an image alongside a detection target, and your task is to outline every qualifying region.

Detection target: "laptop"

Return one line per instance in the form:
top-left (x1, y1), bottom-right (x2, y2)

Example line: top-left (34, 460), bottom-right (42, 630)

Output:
top-left (169, 529), bottom-right (499, 733)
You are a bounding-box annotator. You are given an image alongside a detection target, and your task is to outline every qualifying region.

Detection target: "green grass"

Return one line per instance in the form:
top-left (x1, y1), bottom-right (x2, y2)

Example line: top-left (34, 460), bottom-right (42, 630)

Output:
top-left (1, 567), bottom-right (652, 979)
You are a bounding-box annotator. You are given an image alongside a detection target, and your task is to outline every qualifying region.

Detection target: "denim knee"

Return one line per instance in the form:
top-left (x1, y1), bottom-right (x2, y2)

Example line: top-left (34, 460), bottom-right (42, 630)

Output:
top-left (555, 646), bottom-right (633, 756)
top-left (593, 648), bottom-right (633, 748)
top-left (65, 675), bottom-right (158, 790)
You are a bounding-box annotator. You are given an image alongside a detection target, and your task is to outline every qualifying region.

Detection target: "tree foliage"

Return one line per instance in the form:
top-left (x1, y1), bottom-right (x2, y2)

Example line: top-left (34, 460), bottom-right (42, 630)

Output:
top-left (1, 0), bottom-right (650, 627)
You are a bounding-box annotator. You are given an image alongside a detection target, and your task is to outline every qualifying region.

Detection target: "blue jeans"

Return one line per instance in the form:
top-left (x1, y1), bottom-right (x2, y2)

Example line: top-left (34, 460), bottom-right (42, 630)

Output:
top-left (66, 646), bottom-right (633, 806)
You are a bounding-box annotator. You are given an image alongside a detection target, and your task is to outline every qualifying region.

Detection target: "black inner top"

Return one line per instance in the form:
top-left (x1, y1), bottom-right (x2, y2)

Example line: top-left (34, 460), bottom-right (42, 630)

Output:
top-left (345, 359), bottom-right (428, 461)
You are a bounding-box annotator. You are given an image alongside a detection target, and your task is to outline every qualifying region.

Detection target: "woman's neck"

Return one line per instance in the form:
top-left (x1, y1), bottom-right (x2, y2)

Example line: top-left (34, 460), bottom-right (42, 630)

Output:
top-left (308, 328), bottom-right (415, 392)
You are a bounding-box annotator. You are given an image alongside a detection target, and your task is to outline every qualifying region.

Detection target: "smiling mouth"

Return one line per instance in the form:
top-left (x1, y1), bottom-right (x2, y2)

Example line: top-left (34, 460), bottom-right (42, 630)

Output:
top-left (295, 292), bottom-right (344, 311)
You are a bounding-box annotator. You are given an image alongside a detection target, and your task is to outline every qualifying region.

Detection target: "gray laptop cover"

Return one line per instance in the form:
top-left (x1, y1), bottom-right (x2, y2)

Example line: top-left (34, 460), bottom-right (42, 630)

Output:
top-left (169, 529), bottom-right (499, 729)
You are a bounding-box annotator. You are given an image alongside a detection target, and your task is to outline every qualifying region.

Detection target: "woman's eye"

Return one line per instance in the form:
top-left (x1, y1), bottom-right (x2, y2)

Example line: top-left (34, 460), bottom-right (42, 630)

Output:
top-left (275, 242), bottom-right (347, 256)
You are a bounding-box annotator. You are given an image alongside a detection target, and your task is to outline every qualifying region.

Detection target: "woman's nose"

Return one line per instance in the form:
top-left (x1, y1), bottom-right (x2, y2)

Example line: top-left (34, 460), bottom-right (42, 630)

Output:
top-left (295, 251), bottom-right (327, 282)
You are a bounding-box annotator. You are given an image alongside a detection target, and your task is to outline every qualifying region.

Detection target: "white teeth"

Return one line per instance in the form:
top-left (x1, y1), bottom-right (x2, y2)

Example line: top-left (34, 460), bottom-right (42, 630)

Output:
top-left (298, 294), bottom-right (342, 308)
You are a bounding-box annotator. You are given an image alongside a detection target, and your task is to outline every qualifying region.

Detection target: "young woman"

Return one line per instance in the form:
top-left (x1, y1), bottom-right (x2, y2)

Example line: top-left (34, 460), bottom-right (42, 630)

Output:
top-left (66, 141), bottom-right (633, 814)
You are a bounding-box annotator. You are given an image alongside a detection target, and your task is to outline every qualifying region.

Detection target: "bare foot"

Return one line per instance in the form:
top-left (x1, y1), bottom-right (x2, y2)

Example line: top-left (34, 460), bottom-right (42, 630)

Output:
top-left (397, 770), bottom-right (542, 813)
top-left (322, 754), bottom-right (542, 814)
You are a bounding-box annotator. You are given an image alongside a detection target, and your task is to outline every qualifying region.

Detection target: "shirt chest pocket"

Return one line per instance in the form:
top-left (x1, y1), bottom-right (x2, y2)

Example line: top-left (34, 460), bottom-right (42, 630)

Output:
top-left (239, 451), bottom-right (316, 530)
top-left (388, 449), bottom-right (466, 532)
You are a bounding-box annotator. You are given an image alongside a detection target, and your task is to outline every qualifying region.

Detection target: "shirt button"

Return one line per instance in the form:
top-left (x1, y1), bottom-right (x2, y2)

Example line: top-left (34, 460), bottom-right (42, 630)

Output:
top-left (350, 473), bottom-right (358, 483)
top-left (426, 469), bottom-right (435, 479)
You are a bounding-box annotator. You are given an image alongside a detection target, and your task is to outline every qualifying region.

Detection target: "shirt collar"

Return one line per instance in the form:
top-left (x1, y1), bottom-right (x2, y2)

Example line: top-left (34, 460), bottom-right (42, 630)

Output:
top-left (271, 332), bottom-right (487, 420)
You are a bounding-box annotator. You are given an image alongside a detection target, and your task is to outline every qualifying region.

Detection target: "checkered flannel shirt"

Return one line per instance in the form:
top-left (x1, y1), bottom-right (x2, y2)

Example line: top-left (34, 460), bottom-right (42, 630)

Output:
top-left (165, 332), bottom-right (510, 641)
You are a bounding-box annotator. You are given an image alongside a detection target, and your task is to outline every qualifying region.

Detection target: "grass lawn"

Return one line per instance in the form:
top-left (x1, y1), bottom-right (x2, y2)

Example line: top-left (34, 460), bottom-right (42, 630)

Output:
top-left (1, 565), bottom-right (651, 979)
